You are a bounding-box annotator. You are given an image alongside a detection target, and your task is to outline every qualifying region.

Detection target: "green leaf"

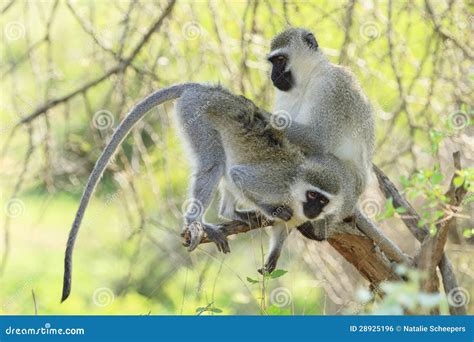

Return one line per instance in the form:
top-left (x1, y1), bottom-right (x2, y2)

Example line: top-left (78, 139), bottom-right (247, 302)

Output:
top-left (246, 277), bottom-right (259, 284)
top-left (453, 176), bottom-right (464, 187)
top-left (269, 269), bottom-right (288, 279)
top-left (209, 307), bottom-right (223, 313)
top-left (400, 175), bottom-right (410, 187)
top-left (433, 210), bottom-right (445, 221)
top-left (395, 206), bottom-right (407, 214)
top-left (430, 172), bottom-right (443, 185)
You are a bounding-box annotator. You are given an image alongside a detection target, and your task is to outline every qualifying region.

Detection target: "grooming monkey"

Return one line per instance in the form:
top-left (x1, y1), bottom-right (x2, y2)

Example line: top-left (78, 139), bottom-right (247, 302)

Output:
top-left (268, 27), bottom-right (375, 240)
top-left (62, 83), bottom-right (357, 301)
top-left (268, 27), bottom-right (374, 195)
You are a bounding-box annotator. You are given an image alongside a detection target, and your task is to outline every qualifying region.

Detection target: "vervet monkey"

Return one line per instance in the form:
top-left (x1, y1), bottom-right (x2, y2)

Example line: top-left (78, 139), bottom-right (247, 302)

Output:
top-left (62, 83), bottom-right (356, 301)
top-left (268, 27), bottom-right (375, 196)
top-left (267, 27), bottom-right (376, 248)
top-left (267, 29), bottom-right (409, 265)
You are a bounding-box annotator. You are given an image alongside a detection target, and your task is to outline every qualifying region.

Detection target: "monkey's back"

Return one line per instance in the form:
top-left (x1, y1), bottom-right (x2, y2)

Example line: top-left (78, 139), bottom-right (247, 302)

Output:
top-left (177, 84), bottom-right (303, 170)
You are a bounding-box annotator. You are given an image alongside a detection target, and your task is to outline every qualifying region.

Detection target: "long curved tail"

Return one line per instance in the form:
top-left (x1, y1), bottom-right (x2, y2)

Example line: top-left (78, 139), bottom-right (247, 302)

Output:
top-left (62, 83), bottom-right (199, 302)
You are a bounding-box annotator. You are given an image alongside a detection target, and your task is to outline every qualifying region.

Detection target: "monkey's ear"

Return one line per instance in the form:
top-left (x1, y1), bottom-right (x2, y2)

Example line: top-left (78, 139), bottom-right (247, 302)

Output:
top-left (303, 33), bottom-right (318, 50)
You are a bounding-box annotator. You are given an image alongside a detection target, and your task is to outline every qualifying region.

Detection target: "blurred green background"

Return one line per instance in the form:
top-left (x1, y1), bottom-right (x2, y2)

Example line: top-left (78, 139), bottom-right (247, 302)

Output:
top-left (0, 0), bottom-right (472, 315)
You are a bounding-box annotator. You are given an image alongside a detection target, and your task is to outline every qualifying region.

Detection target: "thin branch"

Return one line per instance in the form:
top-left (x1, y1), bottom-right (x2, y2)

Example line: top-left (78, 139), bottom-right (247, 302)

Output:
top-left (373, 158), bottom-right (467, 315)
top-left (355, 209), bottom-right (412, 265)
top-left (15, 0), bottom-right (177, 126)
top-left (416, 152), bottom-right (467, 288)
top-left (425, 0), bottom-right (474, 60)
top-left (31, 289), bottom-right (38, 315)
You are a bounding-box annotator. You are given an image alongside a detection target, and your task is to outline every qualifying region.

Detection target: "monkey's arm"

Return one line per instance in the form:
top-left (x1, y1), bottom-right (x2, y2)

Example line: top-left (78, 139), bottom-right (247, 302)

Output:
top-left (283, 121), bottom-right (325, 154)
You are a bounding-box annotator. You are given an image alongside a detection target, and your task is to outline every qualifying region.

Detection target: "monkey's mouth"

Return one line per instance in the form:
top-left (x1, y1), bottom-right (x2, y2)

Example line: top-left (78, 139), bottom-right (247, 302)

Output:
top-left (303, 201), bottom-right (325, 219)
top-left (271, 70), bottom-right (293, 91)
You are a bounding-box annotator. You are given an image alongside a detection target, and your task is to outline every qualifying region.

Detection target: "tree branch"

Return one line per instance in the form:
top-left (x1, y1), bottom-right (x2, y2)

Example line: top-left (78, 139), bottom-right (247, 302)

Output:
top-left (185, 156), bottom-right (467, 315)
top-left (373, 153), bottom-right (467, 315)
top-left (184, 214), bottom-right (401, 290)
top-left (15, 0), bottom-right (177, 126)
top-left (416, 152), bottom-right (467, 290)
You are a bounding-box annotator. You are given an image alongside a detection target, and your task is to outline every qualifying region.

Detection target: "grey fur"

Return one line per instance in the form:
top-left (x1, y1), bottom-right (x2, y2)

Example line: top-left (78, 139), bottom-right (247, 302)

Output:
top-left (62, 82), bottom-right (348, 301)
top-left (269, 28), bottom-right (375, 247)
top-left (62, 83), bottom-right (198, 302)
top-left (270, 27), bottom-right (375, 194)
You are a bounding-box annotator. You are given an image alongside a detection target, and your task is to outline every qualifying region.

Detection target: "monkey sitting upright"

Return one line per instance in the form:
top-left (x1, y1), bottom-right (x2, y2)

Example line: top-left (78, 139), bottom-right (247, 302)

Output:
top-left (267, 27), bottom-right (375, 239)
top-left (61, 83), bottom-right (358, 301)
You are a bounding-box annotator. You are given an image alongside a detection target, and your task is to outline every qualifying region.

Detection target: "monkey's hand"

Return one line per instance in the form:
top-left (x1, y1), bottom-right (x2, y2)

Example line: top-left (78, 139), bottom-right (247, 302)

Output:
top-left (182, 222), bottom-right (230, 254)
top-left (258, 251), bottom-right (281, 275)
top-left (296, 221), bottom-right (327, 241)
top-left (260, 204), bottom-right (293, 222)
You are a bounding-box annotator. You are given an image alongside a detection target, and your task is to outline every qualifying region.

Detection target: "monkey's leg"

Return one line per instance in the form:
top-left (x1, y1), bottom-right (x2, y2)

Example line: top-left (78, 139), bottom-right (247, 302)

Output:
top-left (229, 165), bottom-right (293, 221)
top-left (257, 203), bottom-right (293, 222)
top-left (218, 188), bottom-right (239, 220)
top-left (258, 222), bottom-right (291, 274)
top-left (184, 163), bottom-right (230, 253)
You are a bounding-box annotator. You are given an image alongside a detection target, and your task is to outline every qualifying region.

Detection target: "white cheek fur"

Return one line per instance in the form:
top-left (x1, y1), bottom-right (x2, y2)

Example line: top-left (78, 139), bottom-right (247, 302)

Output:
top-left (289, 180), bottom-right (337, 222)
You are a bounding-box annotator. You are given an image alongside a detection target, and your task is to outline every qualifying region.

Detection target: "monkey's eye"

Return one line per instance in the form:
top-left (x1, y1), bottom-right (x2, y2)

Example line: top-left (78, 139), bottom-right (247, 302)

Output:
top-left (307, 191), bottom-right (318, 200)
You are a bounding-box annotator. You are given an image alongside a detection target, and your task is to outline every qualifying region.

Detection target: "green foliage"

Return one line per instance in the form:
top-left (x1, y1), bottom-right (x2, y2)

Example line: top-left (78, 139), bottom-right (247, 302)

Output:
top-left (196, 303), bottom-right (223, 315)
top-left (355, 266), bottom-right (449, 315)
top-left (1, 0), bottom-right (472, 316)
top-left (247, 269), bottom-right (288, 285)
top-left (376, 197), bottom-right (407, 221)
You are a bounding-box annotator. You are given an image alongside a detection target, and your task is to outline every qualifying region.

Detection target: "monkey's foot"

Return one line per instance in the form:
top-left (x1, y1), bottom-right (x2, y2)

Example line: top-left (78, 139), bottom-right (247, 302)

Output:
top-left (181, 222), bottom-right (230, 254)
top-left (181, 221), bottom-right (205, 252)
top-left (257, 254), bottom-right (279, 275)
top-left (203, 224), bottom-right (230, 254)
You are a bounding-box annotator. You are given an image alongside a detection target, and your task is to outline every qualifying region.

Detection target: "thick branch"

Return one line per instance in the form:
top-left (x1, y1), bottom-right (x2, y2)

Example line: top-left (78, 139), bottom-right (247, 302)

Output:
top-left (189, 217), bottom-right (401, 288)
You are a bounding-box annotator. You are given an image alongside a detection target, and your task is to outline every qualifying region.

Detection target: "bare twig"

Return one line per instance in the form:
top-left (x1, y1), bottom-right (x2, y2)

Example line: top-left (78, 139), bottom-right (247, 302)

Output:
top-left (15, 0), bottom-right (177, 126)
top-left (425, 0), bottom-right (474, 60)
top-left (31, 289), bottom-right (38, 315)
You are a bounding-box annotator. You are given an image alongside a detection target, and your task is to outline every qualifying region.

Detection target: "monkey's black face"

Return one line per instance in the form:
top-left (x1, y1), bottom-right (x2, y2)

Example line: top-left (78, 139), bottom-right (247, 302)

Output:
top-left (303, 190), bottom-right (329, 219)
top-left (268, 54), bottom-right (293, 91)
